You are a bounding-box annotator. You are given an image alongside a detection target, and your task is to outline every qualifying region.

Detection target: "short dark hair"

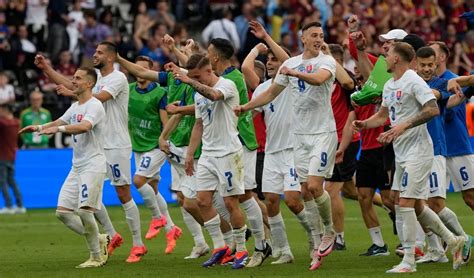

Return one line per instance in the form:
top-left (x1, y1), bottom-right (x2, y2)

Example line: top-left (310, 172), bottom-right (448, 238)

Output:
top-left (428, 41), bottom-right (450, 58)
top-left (78, 67), bottom-right (97, 85)
top-left (328, 44), bottom-right (344, 58)
top-left (416, 46), bottom-right (436, 59)
top-left (392, 42), bottom-right (415, 63)
top-left (135, 55), bottom-right (153, 68)
top-left (98, 41), bottom-right (117, 54)
top-left (301, 21), bottom-right (322, 32)
top-left (209, 38), bottom-right (234, 60)
top-left (186, 54), bottom-right (210, 70)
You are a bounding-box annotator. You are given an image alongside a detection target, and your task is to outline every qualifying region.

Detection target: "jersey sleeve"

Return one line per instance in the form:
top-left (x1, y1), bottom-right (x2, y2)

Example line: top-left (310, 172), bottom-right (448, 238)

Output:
top-left (413, 80), bottom-right (436, 106)
top-left (83, 101), bottom-right (106, 127)
top-left (319, 55), bottom-right (337, 78)
top-left (252, 86), bottom-right (265, 113)
top-left (100, 75), bottom-right (127, 99)
top-left (215, 79), bottom-right (237, 100)
top-left (274, 60), bottom-right (290, 87)
top-left (158, 94), bottom-right (167, 110)
top-left (194, 94), bottom-right (202, 119)
top-left (381, 85), bottom-right (390, 108)
top-left (158, 71), bottom-right (169, 86)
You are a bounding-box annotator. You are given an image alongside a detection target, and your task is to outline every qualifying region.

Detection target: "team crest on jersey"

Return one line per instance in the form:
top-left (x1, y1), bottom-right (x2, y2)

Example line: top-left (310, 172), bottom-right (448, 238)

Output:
top-left (76, 114), bottom-right (83, 122)
top-left (306, 64), bottom-right (313, 73)
top-left (396, 90), bottom-right (403, 100)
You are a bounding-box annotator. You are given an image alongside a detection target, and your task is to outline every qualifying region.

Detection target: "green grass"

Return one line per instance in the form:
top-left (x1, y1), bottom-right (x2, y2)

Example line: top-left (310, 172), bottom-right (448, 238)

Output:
top-left (0, 193), bottom-right (473, 277)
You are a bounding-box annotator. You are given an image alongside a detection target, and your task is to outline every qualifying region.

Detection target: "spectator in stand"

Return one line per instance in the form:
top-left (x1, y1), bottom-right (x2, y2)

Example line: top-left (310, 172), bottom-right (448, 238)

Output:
top-left (234, 1), bottom-right (265, 61)
top-left (65, 0), bottom-right (85, 64)
top-left (25, 0), bottom-right (48, 52)
top-left (46, 0), bottom-right (68, 61)
top-left (0, 71), bottom-right (14, 105)
top-left (5, 0), bottom-right (26, 27)
top-left (0, 103), bottom-right (25, 214)
top-left (202, 8), bottom-right (240, 52)
top-left (9, 25), bottom-right (36, 69)
top-left (81, 9), bottom-right (112, 66)
top-left (20, 90), bottom-right (51, 149)
top-left (134, 1), bottom-right (153, 37)
top-left (154, 0), bottom-right (175, 31)
top-left (134, 23), bottom-right (171, 68)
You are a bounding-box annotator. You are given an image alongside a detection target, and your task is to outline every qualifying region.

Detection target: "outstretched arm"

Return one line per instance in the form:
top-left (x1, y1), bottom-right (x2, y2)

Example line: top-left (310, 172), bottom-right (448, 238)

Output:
top-left (117, 54), bottom-right (159, 82)
top-left (236, 82), bottom-right (285, 114)
top-left (35, 54), bottom-right (74, 90)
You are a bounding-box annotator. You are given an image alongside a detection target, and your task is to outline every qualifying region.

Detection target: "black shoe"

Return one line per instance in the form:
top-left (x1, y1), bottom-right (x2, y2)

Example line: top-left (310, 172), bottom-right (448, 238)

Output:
top-left (245, 228), bottom-right (252, 241)
top-left (389, 211), bottom-right (397, 235)
top-left (333, 241), bottom-right (346, 251)
top-left (359, 244), bottom-right (390, 256)
top-left (262, 241), bottom-right (272, 259)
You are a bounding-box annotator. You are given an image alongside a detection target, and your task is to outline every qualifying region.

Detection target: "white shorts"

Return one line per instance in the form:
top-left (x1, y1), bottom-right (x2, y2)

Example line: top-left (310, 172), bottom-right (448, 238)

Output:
top-left (243, 148), bottom-right (257, 190)
top-left (446, 154), bottom-right (474, 192)
top-left (262, 149), bottom-right (300, 194)
top-left (392, 159), bottom-right (432, 200)
top-left (170, 161), bottom-right (197, 199)
top-left (57, 169), bottom-right (105, 210)
top-left (105, 148), bottom-right (132, 186)
top-left (134, 148), bottom-right (167, 179)
top-left (294, 132), bottom-right (337, 182)
top-left (196, 149), bottom-right (245, 197)
top-left (427, 155), bottom-right (447, 199)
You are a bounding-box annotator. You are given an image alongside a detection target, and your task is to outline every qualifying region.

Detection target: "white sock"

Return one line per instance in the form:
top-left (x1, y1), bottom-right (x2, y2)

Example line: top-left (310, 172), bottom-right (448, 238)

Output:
top-left (137, 184), bottom-right (161, 219)
top-left (212, 194), bottom-right (231, 223)
top-left (415, 221), bottom-right (425, 249)
top-left (180, 207), bottom-right (206, 247)
top-left (417, 206), bottom-right (455, 243)
top-left (314, 191), bottom-right (333, 234)
top-left (122, 199), bottom-right (143, 247)
top-left (94, 204), bottom-right (117, 237)
top-left (204, 215), bottom-right (225, 249)
top-left (400, 207), bottom-right (417, 265)
top-left (156, 191), bottom-right (174, 232)
top-left (336, 232), bottom-right (345, 245)
top-left (303, 200), bottom-right (322, 247)
top-left (395, 205), bottom-right (404, 244)
top-left (438, 207), bottom-right (468, 240)
top-left (368, 226), bottom-right (385, 247)
top-left (222, 230), bottom-right (234, 249)
top-left (233, 225), bottom-right (247, 252)
top-left (426, 231), bottom-right (444, 252)
top-left (78, 209), bottom-right (101, 258)
top-left (241, 198), bottom-right (265, 250)
top-left (56, 210), bottom-right (85, 235)
top-left (268, 213), bottom-right (291, 254)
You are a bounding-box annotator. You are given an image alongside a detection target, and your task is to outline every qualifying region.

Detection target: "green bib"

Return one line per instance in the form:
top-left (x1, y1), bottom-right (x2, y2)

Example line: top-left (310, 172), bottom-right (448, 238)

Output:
top-left (20, 107), bottom-right (51, 147)
top-left (128, 82), bottom-right (167, 152)
top-left (222, 68), bottom-right (258, 151)
top-left (351, 57), bottom-right (392, 106)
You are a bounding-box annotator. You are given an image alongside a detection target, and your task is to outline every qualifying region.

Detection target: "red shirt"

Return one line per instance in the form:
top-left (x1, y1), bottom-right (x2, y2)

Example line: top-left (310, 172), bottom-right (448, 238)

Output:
top-left (0, 116), bottom-right (19, 161)
top-left (248, 90), bottom-right (266, 153)
top-left (354, 104), bottom-right (384, 150)
top-left (331, 80), bottom-right (360, 143)
top-left (348, 36), bottom-right (378, 65)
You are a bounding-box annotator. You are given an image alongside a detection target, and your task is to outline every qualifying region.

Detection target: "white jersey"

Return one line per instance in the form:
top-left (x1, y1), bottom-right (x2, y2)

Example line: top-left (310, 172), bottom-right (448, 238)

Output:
top-left (60, 97), bottom-right (106, 173)
top-left (93, 69), bottom-right (131, 149)
top-left (382, 69), bottom-right (435, 162)
top-left (274, 52), bottom-right (336, 135)
top-left (195, 77), bottom-right (242, 157)
top-left (253, 79), bottom-right (293, 154)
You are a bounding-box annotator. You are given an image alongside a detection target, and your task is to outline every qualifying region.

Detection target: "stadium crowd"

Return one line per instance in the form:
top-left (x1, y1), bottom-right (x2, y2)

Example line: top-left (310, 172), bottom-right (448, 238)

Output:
top-left (0, 0), bottom-right (474, 274)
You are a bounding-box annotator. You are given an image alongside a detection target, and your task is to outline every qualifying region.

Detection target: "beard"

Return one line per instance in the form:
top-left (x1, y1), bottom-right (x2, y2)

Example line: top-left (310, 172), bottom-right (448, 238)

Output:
top-left (94, 62), bottom-right (105, 69)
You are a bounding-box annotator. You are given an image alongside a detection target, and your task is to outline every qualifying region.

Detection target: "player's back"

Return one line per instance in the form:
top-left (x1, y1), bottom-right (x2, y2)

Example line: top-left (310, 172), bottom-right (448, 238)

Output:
top-left (274, 53), bottom-right (337, 135)
top-left (253, 79), bottom-right (293, 154)
top-left (427, 76), bottom-right (450, 157)
top-left (194, 77), bottom-right (241, 157)
top-left (61, 97), bottom-right (107, 173)
top-left (94, 69), bottom-right (131, 150)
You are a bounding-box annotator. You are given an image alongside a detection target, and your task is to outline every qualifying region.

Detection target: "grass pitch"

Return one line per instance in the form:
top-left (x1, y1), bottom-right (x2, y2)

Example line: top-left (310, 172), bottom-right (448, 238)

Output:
top-left (1, 193), bottom-right (473, 277)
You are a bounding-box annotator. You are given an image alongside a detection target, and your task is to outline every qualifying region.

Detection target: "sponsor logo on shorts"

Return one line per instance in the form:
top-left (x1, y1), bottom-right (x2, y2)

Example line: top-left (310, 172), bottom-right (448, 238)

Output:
top-left (430, 189), bottom-right (438, 193)
top-left (463, 182), bottom-right (469, 187)
top-left (289, 183), bottom-right (297, 187)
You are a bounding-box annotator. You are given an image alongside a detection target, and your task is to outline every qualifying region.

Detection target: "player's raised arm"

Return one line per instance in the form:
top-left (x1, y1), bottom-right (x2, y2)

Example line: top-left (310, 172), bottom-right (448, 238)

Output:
top-left (173, 69), bottom-right (224, 101)
top-left (116, 53), bottom-right (158, 82)
top-left (35, 54), bottom-right (74, 90)
top-left (241, 43), bottom-right (267, 91)
top-left (249, 20), bottom-right (290, 63)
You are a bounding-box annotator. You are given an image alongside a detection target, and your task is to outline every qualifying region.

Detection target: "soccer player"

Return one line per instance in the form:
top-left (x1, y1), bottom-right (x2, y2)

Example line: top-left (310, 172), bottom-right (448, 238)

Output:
top-left (235, 21), bottom-right (338, 270)
top-left (173, 53), bottom-right (249, 269)
top-left (19, 67), bottom-right (109, 268)
top-left (353, 42), bottom-right (464, 273)
top-left (116, 41), bottom-right (211, 259)
top-left (207, 37), bottom-right (271, 267)
top-left (325, 43), bottom-right (358, 251)
top-left (242, 36), bottom-right (320, 264)
top-left (414, 46), bottom-right (471, 264)
top-left (35, 42), bottom-right (155, 262)
top-left (429, 41), bottom-right (474, 211)
top-left (127, 55), bottom-right (184, 261)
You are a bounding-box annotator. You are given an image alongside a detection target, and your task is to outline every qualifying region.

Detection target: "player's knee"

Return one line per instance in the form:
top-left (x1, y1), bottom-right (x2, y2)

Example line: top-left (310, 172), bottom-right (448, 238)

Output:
top-left (284, 198), bottom-right (301, 213)
top-left (462, 193), bottom-right (474, 210)
top-left (223, 197), bottom-right (239, 213)
top-left (133, 175), bottom-right (147, 188)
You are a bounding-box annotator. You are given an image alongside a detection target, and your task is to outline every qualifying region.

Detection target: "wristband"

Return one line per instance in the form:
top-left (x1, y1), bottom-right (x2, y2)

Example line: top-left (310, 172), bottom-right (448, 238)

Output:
top-left (58, 126), bottom-right (66, 133)
top-left (36, 125), bottom-right (43, 131)
top-left (250, 47), bottom-right (259, 57)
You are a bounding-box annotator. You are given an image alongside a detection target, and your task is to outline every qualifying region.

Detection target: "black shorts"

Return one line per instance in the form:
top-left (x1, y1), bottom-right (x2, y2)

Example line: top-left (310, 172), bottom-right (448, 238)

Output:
top-left (383, 126), bottom-right (395, 172)
top-left (356, 147), bottom-right (390, 190)
top-left (326, 141), bottom-right (359, 182)
top-left (253, 152), bottom-right (265, 200)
